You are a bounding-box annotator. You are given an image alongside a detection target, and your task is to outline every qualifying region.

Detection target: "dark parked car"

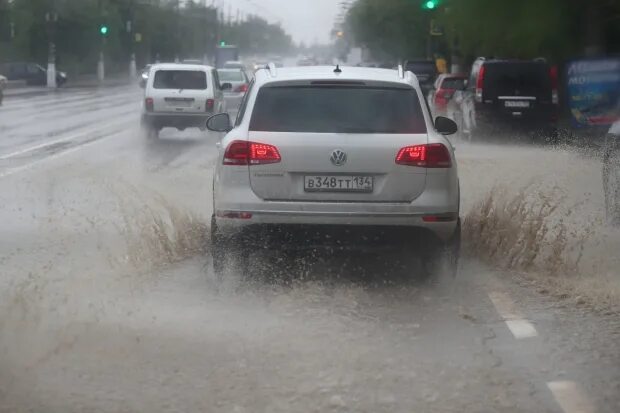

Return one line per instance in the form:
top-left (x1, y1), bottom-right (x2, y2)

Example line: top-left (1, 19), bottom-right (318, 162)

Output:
top-left (458, 57), bottom-right (559, 140)
top-left (0, 62), bottom-right (67, 86)
top-left (404, 59), bottom-right (439, 95)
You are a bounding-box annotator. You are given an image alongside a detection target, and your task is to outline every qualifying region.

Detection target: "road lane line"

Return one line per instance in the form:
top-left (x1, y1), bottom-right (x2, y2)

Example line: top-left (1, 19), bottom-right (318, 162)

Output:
top-left (488, 291), bottom-right (538, 339)
top-left (547, 381), bottom-right (595, 413)
top-left (0, 116), bottom-right (136, 160)
top-left (0, 123), bottom-right (133, 179)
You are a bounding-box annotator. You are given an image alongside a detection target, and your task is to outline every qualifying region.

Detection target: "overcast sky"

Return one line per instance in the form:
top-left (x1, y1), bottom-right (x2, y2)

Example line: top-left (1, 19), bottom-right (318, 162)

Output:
top-left (212, 0), bottom-right (342, 44)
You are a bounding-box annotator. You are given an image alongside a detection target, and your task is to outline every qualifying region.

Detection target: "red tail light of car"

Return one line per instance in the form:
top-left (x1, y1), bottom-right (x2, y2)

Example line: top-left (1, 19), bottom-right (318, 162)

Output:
top-left (475, 65), bottom-right (485, 103)
top-left (235, 84), bottom-right (249, 93)
top-left (206, 99), bottom-right (215, 112)
top-left (145, 97), bottom-right (154, 112)
top-left (396, 143), bottom-right (452, 168)
top-left (223, 140), bottom-right (281, 166)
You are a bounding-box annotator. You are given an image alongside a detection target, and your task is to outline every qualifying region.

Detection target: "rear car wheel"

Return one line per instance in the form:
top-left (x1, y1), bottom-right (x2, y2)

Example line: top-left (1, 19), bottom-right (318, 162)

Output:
top-left (421, 219), bottom-right (461, 279)
top-left (210, 216), bottom-right (249, 279)
top-left (603, 150), bottom-right (620, 226)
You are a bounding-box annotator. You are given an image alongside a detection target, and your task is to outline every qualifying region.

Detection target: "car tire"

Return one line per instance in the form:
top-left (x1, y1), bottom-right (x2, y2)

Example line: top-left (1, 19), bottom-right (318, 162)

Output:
top-left (603, 152), bottom-right (620, 226)
top-left (421, 219), bottom-right (461, 279)
top-left (210, 215), bottom-right (249, 280)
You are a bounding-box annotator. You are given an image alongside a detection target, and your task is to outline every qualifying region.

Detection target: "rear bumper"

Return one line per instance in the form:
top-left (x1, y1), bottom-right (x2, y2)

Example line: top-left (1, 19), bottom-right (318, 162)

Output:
top-left (215, 211), bottom-right (458, 243)
top-left (474, 104), bottom-right (558, 132)
top-left (142, 112), bottom-right (212, 129)
top-left (215, 222), bottom-right (456, 251)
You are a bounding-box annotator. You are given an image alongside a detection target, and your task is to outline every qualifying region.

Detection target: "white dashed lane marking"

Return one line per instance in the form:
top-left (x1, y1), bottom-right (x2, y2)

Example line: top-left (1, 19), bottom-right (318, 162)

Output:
top-left (488, 291), bottom-right (538, 339)
top-left (547, 381), bottom-right (596, 413)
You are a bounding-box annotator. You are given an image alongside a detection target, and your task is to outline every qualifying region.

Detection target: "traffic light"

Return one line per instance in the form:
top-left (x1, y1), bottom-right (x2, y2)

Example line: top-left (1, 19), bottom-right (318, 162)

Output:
top-left (220, 41), bottom-right (226, 47)
top-left (99, 25), bottom-right (109, 36)
top-left (422, 0), bottom-right (438, 10)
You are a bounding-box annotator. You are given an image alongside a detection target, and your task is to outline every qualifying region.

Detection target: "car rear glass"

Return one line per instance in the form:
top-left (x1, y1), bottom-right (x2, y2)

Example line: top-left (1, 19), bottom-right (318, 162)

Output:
top-left (405, 62), bottom-right (437, 75)
top-left (249, 86), bottom-right (427, 134)
top-left (217, 70), bottom-right (245, 82)
top-left (483, 63), bottom-right (550, 98)
top-left (441, 78), bottom-right (466, 89)
top-left (153, 70), bottom-right (207, 90)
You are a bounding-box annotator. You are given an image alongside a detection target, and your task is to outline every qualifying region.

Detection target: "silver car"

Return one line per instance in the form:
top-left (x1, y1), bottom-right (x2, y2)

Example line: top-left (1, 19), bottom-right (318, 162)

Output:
top-left (206, 65), bottom-right (461, 278)
top-left (216, 68), bottom-right (250, 112)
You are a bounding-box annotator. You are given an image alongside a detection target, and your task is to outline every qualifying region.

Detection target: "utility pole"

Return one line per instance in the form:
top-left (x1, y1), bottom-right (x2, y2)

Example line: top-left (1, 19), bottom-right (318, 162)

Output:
top-left (97, 0), bottom-right (105, 83)
top-left (45, 0), bottom-right (58, 88)
top-left (127, 0), bottom-right (136, 78)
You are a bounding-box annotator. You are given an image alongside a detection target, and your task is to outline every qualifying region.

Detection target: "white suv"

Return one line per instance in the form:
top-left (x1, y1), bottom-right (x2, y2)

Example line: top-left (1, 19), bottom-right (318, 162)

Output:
top-left (206, 65), bottom-right (461, 277)
top-left (141, 63), bottom-right (229, 138)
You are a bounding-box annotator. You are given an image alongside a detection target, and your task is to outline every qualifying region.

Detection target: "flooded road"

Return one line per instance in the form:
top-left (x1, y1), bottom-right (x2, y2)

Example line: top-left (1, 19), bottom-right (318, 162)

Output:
top-left (0, 87), bottom-right (619, 413)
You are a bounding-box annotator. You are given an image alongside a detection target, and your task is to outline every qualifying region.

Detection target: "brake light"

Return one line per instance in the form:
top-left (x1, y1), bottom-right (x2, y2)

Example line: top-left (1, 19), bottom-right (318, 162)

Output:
top-left (395, 143), bottom-right (451, 168)
top-left (235, 84), bottom-right (249, 93)
top-left (475, 65), bottom-right (485, 103)
top-left (206, 99), bottom-right (215, 112)
top-left (145, 97), bottom-right (154, 112)
top-left (550, 65), bottom-right (559, 104)
top-left (223, 140), bottom-right (281, 165)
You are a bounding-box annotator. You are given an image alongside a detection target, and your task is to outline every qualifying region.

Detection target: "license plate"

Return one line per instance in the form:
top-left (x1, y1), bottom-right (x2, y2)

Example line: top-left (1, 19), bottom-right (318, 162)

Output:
top-left (165, 98), bottom-right (193, 107)
top-left (304, 175), bottom-right (374, 192)
top-left (504, 101), bottom-right (530, 108)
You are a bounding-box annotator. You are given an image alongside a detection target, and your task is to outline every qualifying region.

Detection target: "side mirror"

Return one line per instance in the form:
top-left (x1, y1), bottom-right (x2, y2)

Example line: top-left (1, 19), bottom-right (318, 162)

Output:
top-left (221, 82), bottom-right (232, 91)
top-left (207, 113), bottom-right (232, 132)
top-left (435, 116), bottom-right (458, 135)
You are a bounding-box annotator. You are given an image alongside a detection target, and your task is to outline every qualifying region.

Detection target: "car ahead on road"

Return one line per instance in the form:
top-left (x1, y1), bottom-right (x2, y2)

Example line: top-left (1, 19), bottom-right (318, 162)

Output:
top-left (140, 63), bottom-right (230, 138)
top-left (428, 74), bottom-right (467, 116)
top-left (216, 68), bottom-right (250, 112)
top-left (206, 64), bottom-right (461, 279)
top-left (138, 64), bottom-right (152, 87)
top-left (223, 61), bottom-right (247, 70)
top-left (404, 59), bottom-right (439, 96)
top-left (603, 120), bottom-right (620, 225)
top-left (458, 57), bottom-right (559, 141)
top-left (0, 62), bottom-right (67, 86)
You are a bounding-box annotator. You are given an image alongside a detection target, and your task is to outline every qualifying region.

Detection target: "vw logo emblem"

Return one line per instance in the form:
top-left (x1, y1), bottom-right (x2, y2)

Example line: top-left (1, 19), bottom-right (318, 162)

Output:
top-left (330, 149), bottom-right (347, 166)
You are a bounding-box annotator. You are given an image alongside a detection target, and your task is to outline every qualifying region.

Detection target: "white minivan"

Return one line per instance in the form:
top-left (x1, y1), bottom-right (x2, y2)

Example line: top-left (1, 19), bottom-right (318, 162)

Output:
top-left (140, 63), bottom-right (229, 138)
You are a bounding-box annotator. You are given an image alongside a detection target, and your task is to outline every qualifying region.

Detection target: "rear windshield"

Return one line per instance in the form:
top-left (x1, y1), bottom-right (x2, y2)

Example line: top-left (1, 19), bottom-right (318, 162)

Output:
top-left (441, 78), bottom-right (466, 90)
top-left (249, 86), bottom-right (427, 134)
top-left (483, 63), bottom-right (550, 98)
top-left (217, 70), bottom-right (245, 82)
top-left (405, 62), bottom-right (437, 75)
top-left (153, 70), bottom-right (207, 90)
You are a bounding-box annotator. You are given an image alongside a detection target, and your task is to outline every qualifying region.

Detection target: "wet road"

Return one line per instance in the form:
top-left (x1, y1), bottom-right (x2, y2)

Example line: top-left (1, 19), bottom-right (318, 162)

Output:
top-left (0, 86), bottom-right (619, 413)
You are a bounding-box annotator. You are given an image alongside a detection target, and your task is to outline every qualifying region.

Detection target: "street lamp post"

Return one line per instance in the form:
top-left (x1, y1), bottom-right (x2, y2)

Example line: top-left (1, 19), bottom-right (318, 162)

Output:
top-left (45, 2), bottom-right (58, 89)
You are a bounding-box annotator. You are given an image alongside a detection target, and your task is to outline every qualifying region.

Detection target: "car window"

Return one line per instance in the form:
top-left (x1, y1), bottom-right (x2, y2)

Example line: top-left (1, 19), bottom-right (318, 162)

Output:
top-left (483, 63), bottom-right (550, 98)
top-left (235, 79), bottom-right (255, 126)
top-left (441, 78), bottom-right (466, 90)
top-left (217, 70), bottom-right (245, 82)
top-left (249, 86), bottom-right (427, 134)
top-left (152, 70), bottom-right (207, 90)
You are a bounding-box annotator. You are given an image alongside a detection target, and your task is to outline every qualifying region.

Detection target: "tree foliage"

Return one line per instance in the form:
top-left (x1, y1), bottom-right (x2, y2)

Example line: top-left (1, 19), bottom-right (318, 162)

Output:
top-left (0, 0), bottom-right (293, 75)
top-left (346, 0), bottom-right (620, 64)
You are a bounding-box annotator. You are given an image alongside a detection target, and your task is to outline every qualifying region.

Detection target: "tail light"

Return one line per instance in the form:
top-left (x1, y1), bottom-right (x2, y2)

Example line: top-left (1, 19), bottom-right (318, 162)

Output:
top-left (145, 97), bottom-right (154, 112)
top-left (223, 140), bottom-right (281, 166)
top-left (475, 65), bottom-right (485, 103)
top-left (395, 143), bottom-right (452, 168)
top-left (206, 99), bottom-right (215, 112)
top-left (235, 84), bottom-right (249, 93)
top-left (550, 65), bottom-right (559, 105)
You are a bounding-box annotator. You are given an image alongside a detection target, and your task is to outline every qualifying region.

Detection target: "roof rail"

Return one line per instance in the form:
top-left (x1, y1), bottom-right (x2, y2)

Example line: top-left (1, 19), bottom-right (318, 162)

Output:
top-left (266, 62), bottom-right (277, 78)
top-left (397, 64), bottom-right (405, 79)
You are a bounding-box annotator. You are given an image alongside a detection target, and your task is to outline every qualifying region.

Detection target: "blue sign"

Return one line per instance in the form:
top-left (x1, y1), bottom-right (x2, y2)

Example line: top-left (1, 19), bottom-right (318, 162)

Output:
top-left (566, 58), bottom-right (620, 127)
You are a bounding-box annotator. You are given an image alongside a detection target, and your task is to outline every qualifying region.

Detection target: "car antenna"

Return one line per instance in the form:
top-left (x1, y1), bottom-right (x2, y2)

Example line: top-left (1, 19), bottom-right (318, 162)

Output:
top-left (334, 64), bottom-right (342, 74)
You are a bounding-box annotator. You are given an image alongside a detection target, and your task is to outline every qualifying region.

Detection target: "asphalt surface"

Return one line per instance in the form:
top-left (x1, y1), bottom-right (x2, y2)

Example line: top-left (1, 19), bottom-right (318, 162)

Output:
top-left (0, 86), bottom-right (618, 413)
